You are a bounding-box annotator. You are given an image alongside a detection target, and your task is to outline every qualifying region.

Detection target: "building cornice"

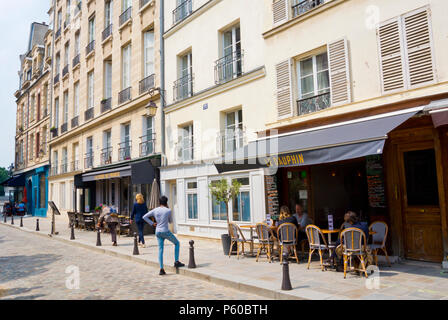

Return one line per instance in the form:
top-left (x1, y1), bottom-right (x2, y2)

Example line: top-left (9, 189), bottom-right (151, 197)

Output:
top-left (15, 69), bottom-right (50, 102)
top-left (14, 161), bottom-right (50, 175)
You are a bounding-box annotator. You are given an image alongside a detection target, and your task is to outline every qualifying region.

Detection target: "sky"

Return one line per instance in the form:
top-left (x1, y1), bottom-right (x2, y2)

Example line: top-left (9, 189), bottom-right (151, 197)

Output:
top-left (0, 1), bottom-right (51, 169)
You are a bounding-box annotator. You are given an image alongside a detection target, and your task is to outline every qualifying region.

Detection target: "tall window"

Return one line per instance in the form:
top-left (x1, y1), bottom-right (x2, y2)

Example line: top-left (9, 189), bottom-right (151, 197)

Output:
top-left (86, 137), bottom-right (93, 155)
top-left (30, 95), bottom-right (35, 121)
top-left (64, 42), bottom-right (70, 66)
top-left (62, 148), bottom-right (68, 165)
top-left (223, 110), bottom-right (243, 153)
top-left (220, 24), bottom-right (242, 81)
top-left (53, 151), bottom-right (58, 171)
top-left (60, 182), bottom-right (66, 209)
top-left (186, 181), bottom-right (198, 220)
top-left (104, 61), bottom-right (112, 99)
top-left (57, 10), bottom-right (62, 29)
top-left (55, 53), bottom-right (61, 74)
top-left (122, 45), bottom-right (131, 89)
top-left (29, 134), bottom-right (34, 160)
top-left (54, 98), bottom-right (59, 128)
top-left (75, 32), bottom-right (80, 55)
top-left (297, 52), bottom-right (330, 100)
top-left (232, 178), bottom-right (251, 222)
top-left (87, 71), bottom-right (94, 108)
top-left (103, 130), bottom-right (112, 149)
top-left (74, 82), bottom-right (80, 116)
top-left (176, 51), bottom-right (192, 99)
top-left (143, 31), bottom-right (154, 77)
top-left (36, 132), bottom-right (40, 158)
top-left (122, 0), bottom-right (132, 11)
top-left (178, 124), bottom-right (193, 161)
top-left (37, 93), bottom-right (41, 121)
top-left (211, 180), bottom-right (227, 221)
top-left (105, 0), bottom-right (113, 27)
top-left (63, 91), bottom-right (69, 124)
top-left (88, 16), bottom-right (95, 43)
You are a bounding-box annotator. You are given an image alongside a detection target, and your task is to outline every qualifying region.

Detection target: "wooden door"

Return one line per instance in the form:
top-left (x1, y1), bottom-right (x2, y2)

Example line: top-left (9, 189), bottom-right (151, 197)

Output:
top-left (398, 142), bottom-right (444, 262)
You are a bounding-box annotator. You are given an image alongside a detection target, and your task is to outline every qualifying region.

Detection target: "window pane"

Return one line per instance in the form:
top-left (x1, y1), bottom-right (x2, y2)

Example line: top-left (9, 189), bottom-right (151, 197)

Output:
top-left (301, 75), bottom-right (314, 97)
top-left (187, 182), bottom-right (197, 189)
top-left (233, 177), bottom-right (249, 186)
top-left (316, 52), bottom-right (328, 72)
top-left (241, 192), bottom-right (251, 222)
top-left (300, 58), bottom-right (313, 76)
top-left (317, 70), bottom-right (330, 92)
top-left (232, 194), bottom-right (240, 221)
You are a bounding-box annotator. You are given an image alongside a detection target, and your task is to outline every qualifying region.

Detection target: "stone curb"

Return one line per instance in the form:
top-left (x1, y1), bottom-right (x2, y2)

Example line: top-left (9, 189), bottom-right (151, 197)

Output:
top-left (0, 222), bottom-right (305, 300)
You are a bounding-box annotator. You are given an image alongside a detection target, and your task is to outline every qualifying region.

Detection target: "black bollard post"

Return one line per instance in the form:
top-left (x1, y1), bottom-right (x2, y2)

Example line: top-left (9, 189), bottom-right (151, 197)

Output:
top-left (20, 217), bottom-right (23, 227)
top-left (188, 240), bottom-right (197, 269)
top-left (70, 224), bottom-right (75, 240)
top-left (36, 219), bottom-right (40, 231)
top-left (3, 214), bottom-right (6, 223)
top-left (11, 214), bottom-right (14, 225)
top-left (96, 229), bottom-right (102, 246)
top-left (133, 232), bottom-right (139, 255)
top-left (281, 251), bottom-right (293, 291)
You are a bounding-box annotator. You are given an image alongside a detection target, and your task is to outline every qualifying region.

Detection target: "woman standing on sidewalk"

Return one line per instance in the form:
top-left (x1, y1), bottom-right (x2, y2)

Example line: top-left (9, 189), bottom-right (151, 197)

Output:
top-left (130, 194), bottom-right (148, 248)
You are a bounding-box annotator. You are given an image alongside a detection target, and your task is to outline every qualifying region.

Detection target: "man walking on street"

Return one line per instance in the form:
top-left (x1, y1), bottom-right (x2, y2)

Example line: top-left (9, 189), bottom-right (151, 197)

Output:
top-left (143, 196), bottom-right (185, 275)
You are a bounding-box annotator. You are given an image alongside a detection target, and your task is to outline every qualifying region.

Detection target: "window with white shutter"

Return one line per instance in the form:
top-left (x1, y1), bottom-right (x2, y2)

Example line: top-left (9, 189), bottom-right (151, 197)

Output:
top-left (275, 59), bottom-right (293, 119)
top-left (273, 0), bottom-right (289, 26)
top-left (327, 38), bottom-right (351, 106)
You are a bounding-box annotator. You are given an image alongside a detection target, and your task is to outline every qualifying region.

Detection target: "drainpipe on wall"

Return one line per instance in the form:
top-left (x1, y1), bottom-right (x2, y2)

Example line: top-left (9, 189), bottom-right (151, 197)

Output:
top-left (49, 0), bottom-right (56, 174)
top-left (160, 0), bottom-right (166, 161)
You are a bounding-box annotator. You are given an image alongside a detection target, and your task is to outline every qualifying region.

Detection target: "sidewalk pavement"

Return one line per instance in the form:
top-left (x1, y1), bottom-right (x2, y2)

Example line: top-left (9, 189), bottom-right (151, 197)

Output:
top-left (2, 214), bottom-right (448, 300)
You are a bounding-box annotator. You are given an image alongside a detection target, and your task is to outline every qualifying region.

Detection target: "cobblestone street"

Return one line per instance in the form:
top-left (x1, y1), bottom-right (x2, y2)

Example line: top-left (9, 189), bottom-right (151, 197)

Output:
top-left (0, 225), bottom-right (262, 300)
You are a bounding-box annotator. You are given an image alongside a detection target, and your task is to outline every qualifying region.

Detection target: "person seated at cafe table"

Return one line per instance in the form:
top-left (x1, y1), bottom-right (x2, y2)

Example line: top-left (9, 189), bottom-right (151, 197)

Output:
top-left (293, 203), bottom-right (311, 242)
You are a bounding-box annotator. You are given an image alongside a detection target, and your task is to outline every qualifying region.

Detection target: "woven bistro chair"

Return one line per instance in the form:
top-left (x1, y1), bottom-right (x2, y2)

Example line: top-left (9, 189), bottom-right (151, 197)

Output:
top-left (255, 223), bottom-right (276, 263)
top-left (228, 222), bottom-right (253, 260)
top-left (368, 221), bottom-right (391, 267)
top-left (305, 225), bottom-right (335, 271)
top-left (340, 228), bottom-right (369, 278)
top-left (277, 223), bottom-right (299, 264)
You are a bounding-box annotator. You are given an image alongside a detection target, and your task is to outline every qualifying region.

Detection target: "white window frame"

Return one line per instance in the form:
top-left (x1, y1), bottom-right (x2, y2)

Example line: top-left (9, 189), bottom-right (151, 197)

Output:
top-left (122, 44), bottom-right (131, 89)
top-left (88, 71), bottom-right (94, 108)
top-left (63, 91), bottom-right (69, 123)
top-left (296, 51), bottom-right (330, 100)
top-left (209, 178), bottom-right (228, 222)
top-left (230, 176), bottom-right (251, 223)
top-left (143, 31), bottom-right (155, 78)
top-left (104, 61), bottom-right (112, 99)
top-left (74, 82), bottom-right (80, 116)
top-left (186, 180), bottom-right (198, 221)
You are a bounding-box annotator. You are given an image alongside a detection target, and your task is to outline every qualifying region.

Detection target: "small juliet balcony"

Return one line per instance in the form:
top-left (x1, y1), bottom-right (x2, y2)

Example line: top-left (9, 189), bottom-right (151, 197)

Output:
top-left (118, 142), bottom-right (132, 162)
top-left (60, 122), bottom-right (68, 134)
top-left (54, 73), bottom-right (60, 85)
top-left (101, 147), bottom-right (113, 166)
top-left (71, 116), bottom-right (79, 129)
top-left (119, 7), bottom-right (132, 27)
top-left (50, 165), bottom-right (58, 176)
top-left (291, 0), bottom-right (325, 18)
top-left (101, 98), bottom-right (112, 113)
top-left (102, 24), bottom-right (113, 42)
top-left (86, 40), bottom-right (95, 57)
top-left (139, 74), bottom-right (155, 95)
top-left (72, 54), bottom-right (80, 69)
top-left (62, 64), bottom-right (69, 78)
top-left (55, 28), bottom-right (61, 40)
top-left (84, 107), bottom-right (94, 121)
top-left (119, 87), bottom-right (132, 104)
top-left (60, 162), bottom-right (68, 174)
top-left (173, 0), bottom-right (192, 25)
top-left (84, 153), bottom-right (94, 169)
top-left (173, 74), bottom-right (193, 102)
top-left (296, 92), bottom-right (331, 116)
top-left (139, 134), bottom-right (156, 157)
top-left (71, 160), bottom-right (80, 172)
top-left (214, 50), bottom-right (243, 85)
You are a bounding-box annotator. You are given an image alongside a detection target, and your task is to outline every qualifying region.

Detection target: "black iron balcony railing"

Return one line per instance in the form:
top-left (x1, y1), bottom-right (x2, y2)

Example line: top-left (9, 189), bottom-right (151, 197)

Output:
top-left (72, 54), bottom-right (80, 68)
top-left (51, 128), bottom-right (58, 138)
top-left (86, 40), bottom-right (95, 56)
top-left (61, 122), bottom-right (68, 134)
top-left (71, 116), bottom-right (79, 128)
top-left (139, 134), bottom-right (156, 157)
top-left (51, 165), bottom-right (58, 176)
top-left (54, 73), bottom-right (60, 85)
top-left (214, 50), bottom-right (243, 85)
top-left (216, 127), bottom-right (246, 155)
top-left (292, 0), bottom-right (325, 18)
top-left (139, 74), bottom-right (155, 95)
top-left (119, 6), bottom-right (132, 26)
top-left (140, 0), bottom-right (151, 9)
top-left (84, 153), bottom-right (94, 169)
top-left (84, 107), bottom-right (94, 121)
top-left (71, 160), bottom-right (80, 172)
top-left (62, 64), bottom-right (69, 77)
top-left (101, 147), bottom-right (113, 165)
top-left (173, 73), bottom-right (193, 102)
top-left (119, 87), bottom-right (132, 104)
top-left (173, 0), bottom-right (192, 25)
top-left (101, 98), bottom-right (112, 113)
top-left (102, 24), bottom-right (113, 41)
top-left (60, 162), bottom-right (68, 174)
top-left (297, 92), bottom-right (331, 116)
top-left (55, 28), bottom-right (61, 39)
top-left (118, 142), bottom-right (132, 162)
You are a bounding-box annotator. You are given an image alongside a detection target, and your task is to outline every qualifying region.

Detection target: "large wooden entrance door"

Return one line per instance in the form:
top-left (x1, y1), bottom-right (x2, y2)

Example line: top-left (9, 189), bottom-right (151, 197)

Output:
top-left (398, 142), bottom-right (444, 262)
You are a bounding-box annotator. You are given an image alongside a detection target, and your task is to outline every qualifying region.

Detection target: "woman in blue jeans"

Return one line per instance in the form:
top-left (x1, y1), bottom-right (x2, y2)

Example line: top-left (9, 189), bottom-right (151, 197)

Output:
top-left (143, 196), bottom-right (185, 275)
top-left (130, 194), bottom-right (148, 248)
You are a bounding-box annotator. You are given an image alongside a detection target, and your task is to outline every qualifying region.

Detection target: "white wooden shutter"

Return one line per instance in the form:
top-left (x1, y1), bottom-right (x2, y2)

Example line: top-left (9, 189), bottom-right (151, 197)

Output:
top-left (275, 59), bottom-right (293, 119)
top-left (273, 0), bottom-right (289, 26)
top-left (327, 38), bottom-right (351, 106)
top-left (403, 8), bottom-right (435, 87)
top-left (378, 18), bottom-right (406, 93)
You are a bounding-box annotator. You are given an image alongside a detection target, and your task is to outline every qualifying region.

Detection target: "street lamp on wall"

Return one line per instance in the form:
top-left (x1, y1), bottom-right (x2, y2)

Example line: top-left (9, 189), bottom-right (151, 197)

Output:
top-left (146, 87), bottom-right (165, 118)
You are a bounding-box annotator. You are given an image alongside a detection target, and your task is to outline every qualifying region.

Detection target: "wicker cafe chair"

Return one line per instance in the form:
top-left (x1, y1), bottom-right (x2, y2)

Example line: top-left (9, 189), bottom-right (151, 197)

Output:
top-left (340, 228), bottom-right (369, 278)
top-left (228, 222), bottom-right (254, 260)
top-left (305, 225), bottom-right (334, 271)
top-left (368, 221), bottom-right (391, 267)
top-left (255, 223), bottom-right (276, 263)
top-left (277, 223), bottom-right (299, 264)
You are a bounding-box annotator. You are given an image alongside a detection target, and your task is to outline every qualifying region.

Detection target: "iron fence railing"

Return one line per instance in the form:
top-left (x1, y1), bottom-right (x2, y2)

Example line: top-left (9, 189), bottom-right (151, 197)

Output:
top-left (102, 24), bottom-right (113, 41)
top-left (84, 153), bottom-right (94, 169)
top-left (297, 92), bottom-right (331, 115)
top-left (119, 7), bottom-right (132, 26)
top-left (292, 0), bottom-right (325, 18)
top-left (84, 107), bottom-right (94, 121)
top-left (101, 98), bottom-right (112, 113)
top-left (173, 0), bottom-right (192, 25)
top-left (173, 74), bottom-right (193, 101)
top-left (139, 74), bottom-right (155, 95)
top-left (86, 40), bottom-right (95, 56)
top-left (214, 50), bottom-right (243, 84)
top-left (118, 142), bottom-right (132, 161)
top-left (139, 134), bottom-right (156, 157)
top-left (119, 87), bottom-right (132, 104)
top-left (101, 147), bottom-right (113, 165)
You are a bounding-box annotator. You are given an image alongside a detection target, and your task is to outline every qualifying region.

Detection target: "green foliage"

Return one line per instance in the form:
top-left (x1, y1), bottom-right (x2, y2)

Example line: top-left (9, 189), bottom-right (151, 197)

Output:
top-left (0, 167), bottom-right (10, 197)
top-left (209, 179), bottom-right (241, 226)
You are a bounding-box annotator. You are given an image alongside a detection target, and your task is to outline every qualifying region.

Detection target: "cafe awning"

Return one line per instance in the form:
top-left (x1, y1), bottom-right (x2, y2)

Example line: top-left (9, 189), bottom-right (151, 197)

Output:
top-left (82, 165), bottom-right (132, 182)
top-left (5, 174), bottom-right (26, 187)
top-left (131, 160), bottom-right (157, 185)
top-left (215, 107), bottom-right (424, 173)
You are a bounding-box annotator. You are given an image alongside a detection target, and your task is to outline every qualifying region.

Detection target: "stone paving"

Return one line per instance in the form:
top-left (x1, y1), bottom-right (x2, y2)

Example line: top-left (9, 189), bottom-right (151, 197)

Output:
top-left (2, 215), bottom-right (448, 300)
top-left (0, 223), bottom-right (262, 300)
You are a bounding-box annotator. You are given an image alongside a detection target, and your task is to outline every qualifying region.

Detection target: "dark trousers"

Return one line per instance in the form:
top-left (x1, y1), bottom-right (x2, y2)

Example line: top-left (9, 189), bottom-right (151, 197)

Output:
top-left (108, 222), bottom-right (118, 243)
top-left (136, 220), bottom-right (145, 244)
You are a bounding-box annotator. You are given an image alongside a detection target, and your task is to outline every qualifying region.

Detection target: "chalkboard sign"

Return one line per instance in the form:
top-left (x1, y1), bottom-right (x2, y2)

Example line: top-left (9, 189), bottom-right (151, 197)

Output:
top-left (366, 155), bottom-right (386, 208)
top-left (48, 201), bottom-right (61, 216)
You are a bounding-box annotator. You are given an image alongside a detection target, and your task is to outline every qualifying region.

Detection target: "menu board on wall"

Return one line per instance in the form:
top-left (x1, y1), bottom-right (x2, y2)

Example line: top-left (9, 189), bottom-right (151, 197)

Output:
top-left (366, 155), bottom-right (386, 208)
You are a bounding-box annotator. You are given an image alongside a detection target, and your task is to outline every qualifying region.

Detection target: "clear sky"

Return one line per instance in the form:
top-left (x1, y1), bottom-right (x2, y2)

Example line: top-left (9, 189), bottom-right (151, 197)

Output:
top-left (0, 1), bottom-right (51, 169)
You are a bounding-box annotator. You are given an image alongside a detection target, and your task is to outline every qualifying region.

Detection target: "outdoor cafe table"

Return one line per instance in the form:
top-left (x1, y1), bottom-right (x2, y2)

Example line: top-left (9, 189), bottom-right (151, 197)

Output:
top-left (239, 224), bottom-right (278, 256)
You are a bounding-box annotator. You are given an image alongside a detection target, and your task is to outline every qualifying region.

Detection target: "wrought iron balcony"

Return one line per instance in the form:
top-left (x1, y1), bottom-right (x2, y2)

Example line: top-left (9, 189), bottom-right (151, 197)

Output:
top-left (140, 0), bottom-right (151, 9)
top-left (101, 98), bottom-right (112, 113)
top-left (297, 92), bottom-right (331, 116)
top-left (71, 160), bottom-right (80, 172)
top-left (214, 50), bottom-right (243, 85)
top-left (139, 74), bottom-right (155, 95)
top-left (139, 134), bottom-right (156, 157)
top-left (71, 116), bottom-right (79, 129)
top-left (72, 54), bottom-right (80, 68)
top-left (102, 24), bottom-right (113, 41)
top-left (292, 0), bottom-right (325, 18)
top-left (51, 128), bottom-right (58, 138)
top-left (62, 64), bottom-right (69, 77)
top-left (54, 73), bottom-right (60, 85)
top-left (118, 142), bottom-right (132, 162)
top-left (173, 0), bottom-right (192, 25)
top-left (84, 107), bottom-right (94, 121)
top-left (216, 127), bottom-right (246, 155)
top-left (119, 7), bottom-right (132, 26)
top-left (60, 162), bottom-right (68, 174)
top-left (51, 165), bottom-right (58, 176)
top-left (101, 147), bottom-right (113, 165)
top-left (119, 87), bottom-right (132, 104)
top-left (176, 136), bottom-right (194, 162)
top-left (173, 74), bottom-right (193, 102)
top-left (86, 40), bottom-right (95, 56)
top-left (84, 153), bottom-right (94, 169)
top-left (61, 122), bottom-right (68, 134)
top-left (39, 142), bottom-right (47, 156)
top-left (55, 28), bottom-right (61, 39)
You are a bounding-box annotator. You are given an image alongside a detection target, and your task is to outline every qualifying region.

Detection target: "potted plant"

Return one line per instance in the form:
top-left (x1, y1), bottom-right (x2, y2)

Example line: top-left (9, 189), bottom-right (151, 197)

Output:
top-left (209, 178), bottom-right (241, 255)
top-left (94, 204), bottom-right (104, 214)
top-left (50, 126), bottom-right (57, 132)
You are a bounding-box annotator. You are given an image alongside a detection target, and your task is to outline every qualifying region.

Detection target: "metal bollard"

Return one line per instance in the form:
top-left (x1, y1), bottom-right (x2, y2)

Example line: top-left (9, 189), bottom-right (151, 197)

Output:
top-left (70, 224), bottom-right (75, 240)
top-left (36, 219), bottom-right (40, 231)
top-left (11, 214), bottom-right (14, 225)
top-left (188, 240), bottom-right (197, 269)
top-left (281, 251), bottom-right (293, 291)
top-left (96, 229), bottom-right (102, 246)
top-left (20, 217), bottom-right (23, 227)
top-left (3, 214), bottom-right (6, 223)
top-left (133, 232), bottom-right (139, 255)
